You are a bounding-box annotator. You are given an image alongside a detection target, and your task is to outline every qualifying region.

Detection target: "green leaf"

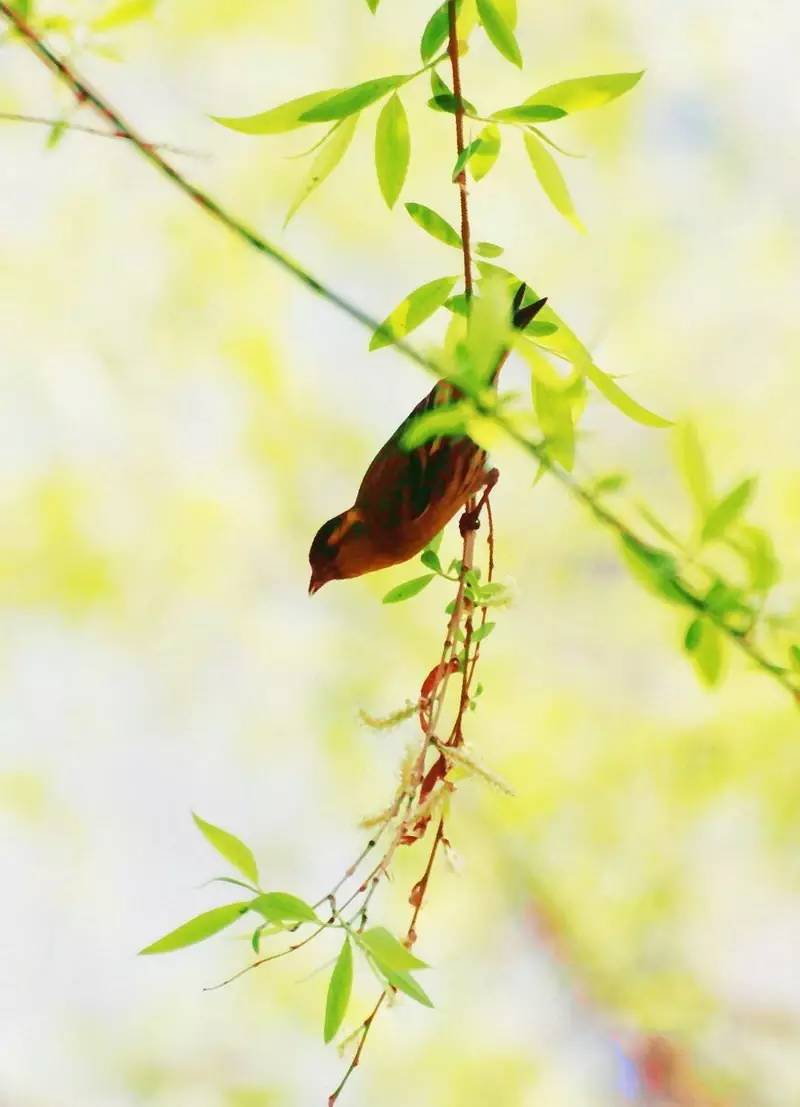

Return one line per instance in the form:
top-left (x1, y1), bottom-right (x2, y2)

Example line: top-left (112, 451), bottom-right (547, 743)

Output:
top-left (525, 71), bottom-right (644, 114)
top-left (469, 124), bottom-right (501, 181)
top-left (210, 875), bottom-right (261, 894)
top-left (428, 93), bottom-right (466, 114)
top-left (446, 293), bottom-right (470, 317)
top-left (382, 574), bottom-right (436, 604)
top-left (420, 1), bottom-right (450, 62)
top-left (360, 926), bottom-right (429, 972)
top-left (192, 812), bottom-right (259, 885)
top-left (285, 114), bottom-right (359, 225)
top-left (420, 549), bottom-right (442, 573)
top-left (211, 89), bottom-right (342, 135)
top-left (476, 0), bottom-right (522, 67)
top-left (533, 379), bottom-right (575, 470)
top-left (369, 275), bottom-right (458, 350)
top-left (425, 529), bottom-right (445, 555)
top-left (701, 478), bottom-right (756, 544)
top-left (472, 621), bottom-right (495, 642)
top-left (621, 536), bottom-right (686, 605)
top-left (684, 618), bottom-right (703, 652)
top-left (493, 0), bottom-right (517, 27)
top-left (374, 94), bottom-right (410, 208)
top-left (365, 0), bottom-right (380, 10)
top-left (674, 422), bottom-right (711, 515)
top-left (592, 473), bottom-right (627, 495)
top-left (46, 120), bottom-right (67, 150)
top-left (475, 242), bottom-right (504, 258)
top-left (405, 202), bottom-right (462, 249)
top-left (383, 968), bottom-right (434, 1007)
top-left (691, 622), bottom-right (724, 687)
top-left (139, 902), bottom-right (249, 955)
top-left (583, 362), bottom-right (671, 429)
top-left (324, 938), bottom-right (353, 1043)
top-left (516, 285), bottom-right (660, 432)
top-left (402, 401), bottom-right (472, 448)
top-left (789, 645), bottom-right (800, 671)
top-left (463, 274), bottom-right (514, 388)
top-left (250, 892), bottom-right (320, 925)
top-left (516, 339), bottom-right (572, 391)
top-left (703, 579), bottom-right (748, 618)
top-left (737, 525), bottom-right (780, 593)
top-left (491, 104), bottom-right (566, 123)
top-left (91, 0), bottom-right (155, 31)
top-left (300, 75), bottom-right (409, 122)
top-left (428, 70), bottom-right (477, 116)
top-left (452, 138), bottom-right (483, 180)
top-left (522, 130), bottom-right (584, 232)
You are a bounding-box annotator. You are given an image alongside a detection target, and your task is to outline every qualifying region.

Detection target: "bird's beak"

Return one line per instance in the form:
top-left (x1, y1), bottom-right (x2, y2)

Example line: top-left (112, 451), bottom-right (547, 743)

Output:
top-left (308, 575), bottom-right (324, 596)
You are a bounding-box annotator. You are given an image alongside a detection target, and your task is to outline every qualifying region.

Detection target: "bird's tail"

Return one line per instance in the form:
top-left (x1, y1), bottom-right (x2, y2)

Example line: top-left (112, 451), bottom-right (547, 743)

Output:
top-left (511, 282), bottom-right (547, 330)
top-left (487, 283), bottom-right (547, 385)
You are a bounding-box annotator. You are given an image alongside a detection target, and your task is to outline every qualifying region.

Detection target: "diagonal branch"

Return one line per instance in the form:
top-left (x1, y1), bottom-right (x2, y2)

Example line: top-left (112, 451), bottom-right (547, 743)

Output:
top-left (0, 110), bottom-right (205, 157)
top-left (1, 3), bottom-right (796, 707)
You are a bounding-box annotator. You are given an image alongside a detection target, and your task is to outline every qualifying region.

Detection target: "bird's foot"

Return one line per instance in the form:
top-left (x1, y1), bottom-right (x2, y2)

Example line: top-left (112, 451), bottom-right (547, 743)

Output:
top-left (459, 468), bottom-right (500, 535)
top-left (459, 509), bottom-right (480, 536)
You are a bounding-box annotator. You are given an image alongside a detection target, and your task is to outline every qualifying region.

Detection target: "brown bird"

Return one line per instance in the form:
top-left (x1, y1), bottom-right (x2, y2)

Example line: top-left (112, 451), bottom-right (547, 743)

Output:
top-left (308, 287), bottom-right (546, 593)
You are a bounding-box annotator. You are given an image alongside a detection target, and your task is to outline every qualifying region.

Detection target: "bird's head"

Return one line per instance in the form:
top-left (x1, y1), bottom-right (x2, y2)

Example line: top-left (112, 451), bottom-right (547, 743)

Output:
top-left (308, 507), bottom-right (374, 594)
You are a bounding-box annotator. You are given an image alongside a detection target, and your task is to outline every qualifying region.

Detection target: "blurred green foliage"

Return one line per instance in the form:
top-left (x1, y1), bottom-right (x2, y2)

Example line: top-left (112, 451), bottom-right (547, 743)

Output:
top-left (2, 1), bottom-right (800, 1106)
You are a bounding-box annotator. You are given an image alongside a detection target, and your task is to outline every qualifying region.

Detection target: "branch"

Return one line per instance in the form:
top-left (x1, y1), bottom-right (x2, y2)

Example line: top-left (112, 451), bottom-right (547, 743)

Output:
top-left (447, 0), bottom-right (473, 296)
top-left (0, 110), bottom-right (206, 157)
top-left (1, 4), bottom-right (796, 707)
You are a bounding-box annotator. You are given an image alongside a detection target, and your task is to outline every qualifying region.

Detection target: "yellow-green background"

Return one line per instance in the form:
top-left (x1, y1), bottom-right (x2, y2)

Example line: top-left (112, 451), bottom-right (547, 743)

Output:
top-left (2, 1), bottom-right (800, 1104)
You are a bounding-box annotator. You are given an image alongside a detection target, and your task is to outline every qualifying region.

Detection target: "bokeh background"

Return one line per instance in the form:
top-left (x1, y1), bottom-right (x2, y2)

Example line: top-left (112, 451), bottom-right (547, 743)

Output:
top-left (2, 1), bottom-right (800, 1104)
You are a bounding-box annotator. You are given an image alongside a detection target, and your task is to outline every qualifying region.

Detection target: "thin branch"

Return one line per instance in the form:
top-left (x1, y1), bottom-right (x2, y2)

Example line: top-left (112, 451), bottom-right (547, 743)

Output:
top-left (447, 0), bottom-right (473, 296)
top-left (328, 991), bottom-right (386, 1106)
top-left (406, 816), bottom-right (446, 944)
top-left (0, 110), bottom-right (206, 157)
top-left (1, 3), bottom-right (796, 706)
top-left (0, 3), bottom-right (402, 355)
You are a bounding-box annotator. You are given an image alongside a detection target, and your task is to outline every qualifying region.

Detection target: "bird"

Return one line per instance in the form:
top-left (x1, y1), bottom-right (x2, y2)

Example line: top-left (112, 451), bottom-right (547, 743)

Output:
top-left (308, 286), bottom-right (547, 594)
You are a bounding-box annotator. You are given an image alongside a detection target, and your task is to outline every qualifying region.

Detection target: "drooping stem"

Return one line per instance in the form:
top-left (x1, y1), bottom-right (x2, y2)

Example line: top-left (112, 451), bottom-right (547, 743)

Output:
top-left (447, 0), bottom-right (473, 296)
top-left (406, 816), bottom-right (446, 944)
top-left (328, 991), bottom-right (386, 1106)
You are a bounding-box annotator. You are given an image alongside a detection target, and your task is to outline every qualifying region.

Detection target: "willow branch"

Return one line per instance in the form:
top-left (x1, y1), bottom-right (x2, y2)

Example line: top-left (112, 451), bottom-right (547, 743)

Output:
top-left (0, 110), bottom-right (205, 156)
top-left (447, 0), bottom-right (472, 296)
top-left (1, 3), bottom-right (796, 706)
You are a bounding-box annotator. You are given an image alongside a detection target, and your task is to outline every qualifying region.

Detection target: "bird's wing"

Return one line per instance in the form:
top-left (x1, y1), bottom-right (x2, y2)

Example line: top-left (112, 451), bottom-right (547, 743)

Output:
top-left (355, 380), bottom-right (482, 531)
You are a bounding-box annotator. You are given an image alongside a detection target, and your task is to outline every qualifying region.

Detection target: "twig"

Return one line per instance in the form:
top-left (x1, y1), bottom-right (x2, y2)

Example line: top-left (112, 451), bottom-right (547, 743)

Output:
top-left (0, 3), bottom-right (795, 709)
top-left (0, 110), bottom-right (206, 157)
top-left (447, 0), bottom-right (472, 296)
top-left (406, 816), bottom-right (446, 943)
top-left (328, 992), bottom-right (386, 1106)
